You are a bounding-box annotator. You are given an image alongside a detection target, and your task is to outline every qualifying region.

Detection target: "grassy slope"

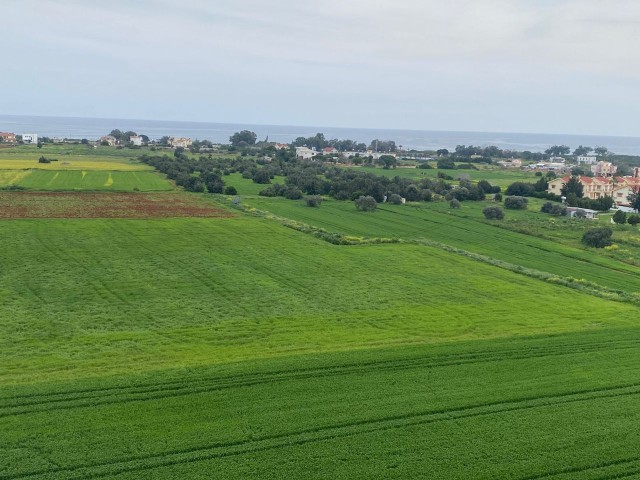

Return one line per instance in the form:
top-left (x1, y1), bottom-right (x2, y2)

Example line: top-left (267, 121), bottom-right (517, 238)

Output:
top-left (243, 197), bottom-right (640, 293)
top-left (2, 170), bottom-right (173, 191)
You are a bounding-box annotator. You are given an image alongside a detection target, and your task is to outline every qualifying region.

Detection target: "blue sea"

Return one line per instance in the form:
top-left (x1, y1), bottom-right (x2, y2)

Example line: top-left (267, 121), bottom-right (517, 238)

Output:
top-left (2, 114), bottom-right (640, 155)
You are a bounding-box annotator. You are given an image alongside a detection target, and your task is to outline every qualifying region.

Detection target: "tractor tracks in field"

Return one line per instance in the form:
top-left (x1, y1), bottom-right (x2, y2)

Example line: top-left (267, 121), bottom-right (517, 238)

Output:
top-left (0, 337), bottom-right (637, 419)
top-left (5, 381), bottom-right (640, 480)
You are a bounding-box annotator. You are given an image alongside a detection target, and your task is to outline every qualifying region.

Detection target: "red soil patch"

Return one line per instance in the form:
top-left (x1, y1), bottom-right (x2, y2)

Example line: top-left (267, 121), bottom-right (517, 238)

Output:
top-left (0, 192), bottom-right (235, 219)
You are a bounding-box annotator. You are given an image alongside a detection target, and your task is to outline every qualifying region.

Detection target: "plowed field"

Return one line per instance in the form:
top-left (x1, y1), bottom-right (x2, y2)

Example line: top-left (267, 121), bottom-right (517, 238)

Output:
top-left (0, 192), bottom-right (233, 219)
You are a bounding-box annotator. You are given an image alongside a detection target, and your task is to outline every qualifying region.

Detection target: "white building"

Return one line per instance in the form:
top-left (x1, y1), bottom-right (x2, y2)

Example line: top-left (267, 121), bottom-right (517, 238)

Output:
top-left (130, 136), bottom-right (143, 146)
top-left (577, 155), bottom-right (597, 164)
top-left (22, 133), bottom-right (38, 144)
top-left (295, 146), bottom-right (317, 160)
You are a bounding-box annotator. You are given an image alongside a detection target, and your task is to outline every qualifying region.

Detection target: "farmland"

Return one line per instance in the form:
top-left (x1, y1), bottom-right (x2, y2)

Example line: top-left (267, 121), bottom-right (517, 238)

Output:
top-left (2, 145), bottom-right (640, 478)
top-left (0, 170), bottom-right (172, 191)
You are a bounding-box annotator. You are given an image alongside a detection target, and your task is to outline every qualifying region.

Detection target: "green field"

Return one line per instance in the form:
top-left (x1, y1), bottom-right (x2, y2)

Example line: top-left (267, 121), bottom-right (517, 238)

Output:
top-left (0, 169), bottom-right (173, 191)
top-left (3, 146), bottom-right (640, 478)
top-left (351, 165), bottom-right (538, 187)
top-left (2, 208), bottom-right (640, 478)
top-left (242, 196), bottom-right (640, 294)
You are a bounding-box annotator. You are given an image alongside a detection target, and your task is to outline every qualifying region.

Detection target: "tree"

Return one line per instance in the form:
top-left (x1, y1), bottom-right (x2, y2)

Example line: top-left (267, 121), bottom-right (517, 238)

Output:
top-left (436, 149), bottom-right (449, 156)
top-left (109, 129), bottom-right (124, 143)
top-left (305, 195), bottom-right (323, 207)
top-left (355, 195), bottom-right (377, 211)
top-left (388, 193), bottom-right (403, 204)
top-left (581, 227), bottom-right (613, 248)
top-left (541, 202), bottom-right (566, 216)
top-left (504, 196), bottom-right (528, 210)
top-left (561, 176), bottom-right (584, 198)
top-left (612, 210), bottom-right (627, 224)
top-left (573, 145), bottom-right (593, 156)
top-left (545, 145), bottom-right (570, 156)
top-left (224, 186), bottom-right (238, 195)
top-left (594, 146), bottom-right (609, 157)
top-left (628, 187), bottom-right (640, 212)
top-left (377, 155), bottom-right (397, 169)
top-left (252, 169), bottom-right (271, 184)
top-left (437, 158), bottom-right (456, 169)
top-left (505, 182), bottom-right (535, 196)
top-left (229, 130), bottom-right (257, 147)
top-left (483, 206), bottom-right (504, 220)
top-left (627, 214), bottom-right (640, 226)
top-left (450, 198), bottom-right (461, 209)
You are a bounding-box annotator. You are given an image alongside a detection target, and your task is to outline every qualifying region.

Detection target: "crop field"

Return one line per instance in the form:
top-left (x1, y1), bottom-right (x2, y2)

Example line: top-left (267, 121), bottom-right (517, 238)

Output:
top-left (0, 192), bottom-right (232, 218)
top-left (0, 170), bottom-right (172, 191)
top-left (2, 211), bottom-right (640, 478)
top-left (243, 196), bottom-right (640, 294)
top-left (3, 147), bottom-right (640, 479)
top-left (0, 158), bottom-right (152, 171)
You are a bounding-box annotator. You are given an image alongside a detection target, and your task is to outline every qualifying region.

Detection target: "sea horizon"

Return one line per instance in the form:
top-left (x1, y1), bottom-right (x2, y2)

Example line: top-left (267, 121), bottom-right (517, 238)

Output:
top-left (2, 113), bottom-right (640, 155)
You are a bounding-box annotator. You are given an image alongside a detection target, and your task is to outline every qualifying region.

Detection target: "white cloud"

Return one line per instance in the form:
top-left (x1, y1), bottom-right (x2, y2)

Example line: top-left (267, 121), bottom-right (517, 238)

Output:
top-left (2, 0), bottom-right (640, 134)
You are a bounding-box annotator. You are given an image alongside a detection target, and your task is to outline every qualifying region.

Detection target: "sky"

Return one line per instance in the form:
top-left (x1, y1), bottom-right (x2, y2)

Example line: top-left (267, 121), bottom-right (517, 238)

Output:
top-left (3, 0), bottom-right (640, 136)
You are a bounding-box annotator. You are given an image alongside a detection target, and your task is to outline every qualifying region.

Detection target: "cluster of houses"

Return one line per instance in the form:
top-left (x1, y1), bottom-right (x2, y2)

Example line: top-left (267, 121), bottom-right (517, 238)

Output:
top-left (294, 146), bottom-right (396, 161)
top-left (0, 132), bottom-right (38, 144)
top-left (526, 154), bottom-right (618, 177)
top-left (547, 169), bottom-right (640, 207)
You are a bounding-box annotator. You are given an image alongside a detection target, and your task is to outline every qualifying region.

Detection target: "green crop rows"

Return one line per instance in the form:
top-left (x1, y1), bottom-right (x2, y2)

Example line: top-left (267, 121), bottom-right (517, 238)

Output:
top-left (3, 162), bottom-right (640, 478)
top-left (0, 170), bottom-right (172, 191)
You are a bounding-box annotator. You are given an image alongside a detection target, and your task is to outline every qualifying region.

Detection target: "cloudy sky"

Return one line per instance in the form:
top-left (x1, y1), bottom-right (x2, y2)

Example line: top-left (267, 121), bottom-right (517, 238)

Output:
top-left (3, 0), bottom-right (640, 136)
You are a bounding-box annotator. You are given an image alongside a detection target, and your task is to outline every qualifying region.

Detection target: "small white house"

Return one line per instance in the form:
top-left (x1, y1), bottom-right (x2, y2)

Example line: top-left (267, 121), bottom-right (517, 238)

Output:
top-left (130, 136), bottom-right (143, 146)
top-left (22, 133), bottom-right (38, 144)
top-left (295, 146), bottom-right (316, 160)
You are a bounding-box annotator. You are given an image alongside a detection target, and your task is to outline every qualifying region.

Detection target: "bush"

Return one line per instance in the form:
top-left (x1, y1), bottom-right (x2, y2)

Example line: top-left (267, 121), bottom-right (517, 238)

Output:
top-left (541, 202), bottom-right (567, 216)
top-left (355, 195), bottom-right (377, 211)
top-left (388, 193), bottom-right (403, 205)
top-left (494, 193), bottom-right (502, 202)
top-left (38, 156), bottom-right (51, 164)
top-left (417, 163), bottom-right (432, 169)
top-left (224, 186), bottom-right (238, 195)
top-left (505, 182), bottom-right (535, 197)
top-left (612, 210), bottom-right (627, 224)
top-left (305, 195), bottom-right (323, 207)
top-left (252, 169), bottom-right (271, 184)
top-left (284, 187), bottom-right (303, 200)
top-left (450, 198), bottom-right (461, 209)
top-left (627, 214), bottom-right (640, 226)
top-left (582, 227), bottom-right (613, 248)
top-left (483, 205), bottom-right (504, 220)
top-left (504, 196), bottom-right (528, 210)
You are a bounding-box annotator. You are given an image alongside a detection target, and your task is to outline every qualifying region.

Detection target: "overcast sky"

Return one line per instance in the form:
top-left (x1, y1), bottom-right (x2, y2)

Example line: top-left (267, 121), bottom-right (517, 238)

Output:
top-left (3, 0), bottom-right (640, 136)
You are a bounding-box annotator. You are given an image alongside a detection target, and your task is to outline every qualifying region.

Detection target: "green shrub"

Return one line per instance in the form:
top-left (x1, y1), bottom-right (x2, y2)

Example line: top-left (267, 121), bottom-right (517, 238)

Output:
top-left (582, 227), bottom-right (613, 248)
top-left (355, 195), bottom-right (377, 211)
top-left (504, 196), bottom-right (528, 210)
top-left (450, 198), bottom-right (461, 209)
top-left (483, 206), bottom-right (504, 220)
top-left (388, 194), bottom-right (403, 205)
top-left (305, 195), bottom-right (323, 207)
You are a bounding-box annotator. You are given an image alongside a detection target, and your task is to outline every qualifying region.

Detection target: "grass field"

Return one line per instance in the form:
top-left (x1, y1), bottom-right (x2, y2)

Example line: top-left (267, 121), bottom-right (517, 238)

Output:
top-left (0, 170), bottom-right (172, 191)
top-left (351, 165), bottom-right (538, 187)
top-left (2, 210), bottom-right (640, 478)
top-left (0, 158), bottom-right (152, 171)
top-left (4, 148), bottom-right (640, 479)
top-left (242, 196), bottom-right (640, 294)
